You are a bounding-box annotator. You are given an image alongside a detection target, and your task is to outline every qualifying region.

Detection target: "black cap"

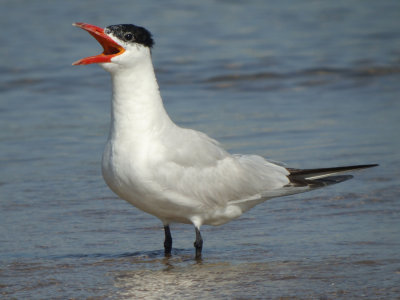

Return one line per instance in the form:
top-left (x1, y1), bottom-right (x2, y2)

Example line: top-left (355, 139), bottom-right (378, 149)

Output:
top-left (105, 24), bottom-right (154, 48)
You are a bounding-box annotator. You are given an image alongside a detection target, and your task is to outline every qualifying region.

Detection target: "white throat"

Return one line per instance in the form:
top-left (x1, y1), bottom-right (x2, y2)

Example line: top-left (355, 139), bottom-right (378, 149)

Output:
top-left (104, 50), bottom-right (173, 142)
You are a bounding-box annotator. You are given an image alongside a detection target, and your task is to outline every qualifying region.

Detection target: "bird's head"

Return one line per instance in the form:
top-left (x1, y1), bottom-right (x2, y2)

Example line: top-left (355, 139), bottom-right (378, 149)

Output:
top-left (72, 22), bottom-right (154, 72)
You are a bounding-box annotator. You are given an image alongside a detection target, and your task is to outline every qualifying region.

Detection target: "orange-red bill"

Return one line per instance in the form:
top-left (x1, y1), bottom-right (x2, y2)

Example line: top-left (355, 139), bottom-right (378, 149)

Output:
top-left (72, 22), bottom-right (125, 65)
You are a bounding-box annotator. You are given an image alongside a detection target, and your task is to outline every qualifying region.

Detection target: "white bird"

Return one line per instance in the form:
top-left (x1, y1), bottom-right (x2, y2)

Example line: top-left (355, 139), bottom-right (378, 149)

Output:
top-left (73, 22), bottom-right (377, 259)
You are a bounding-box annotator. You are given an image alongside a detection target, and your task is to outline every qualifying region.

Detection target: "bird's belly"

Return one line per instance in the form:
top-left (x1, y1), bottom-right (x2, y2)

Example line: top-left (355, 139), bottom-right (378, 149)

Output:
top-left (102, 160), bottom-right (240, 225)
top-left (101, 143), bottom-right (197, 223)
top-left (101, 140), bottom-right (245, 226)
top-left (103, 175), bottom-right (200, 224)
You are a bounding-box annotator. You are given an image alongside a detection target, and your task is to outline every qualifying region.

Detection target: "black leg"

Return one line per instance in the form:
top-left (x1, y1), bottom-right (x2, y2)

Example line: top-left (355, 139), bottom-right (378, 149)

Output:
top-left (194, 227), bottom-right (203, 259)
top-left (164, 225), bottom-right (172, 256)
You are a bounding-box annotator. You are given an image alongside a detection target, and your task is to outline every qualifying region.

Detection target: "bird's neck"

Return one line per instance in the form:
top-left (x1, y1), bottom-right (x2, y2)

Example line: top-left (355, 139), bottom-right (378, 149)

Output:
top-left (108, 58), bottom-right (173, 141)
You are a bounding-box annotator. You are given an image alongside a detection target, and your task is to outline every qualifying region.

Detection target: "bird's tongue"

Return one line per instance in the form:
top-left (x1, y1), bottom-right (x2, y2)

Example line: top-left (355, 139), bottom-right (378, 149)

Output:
top-left (72, 22), bottom-right (125, 65)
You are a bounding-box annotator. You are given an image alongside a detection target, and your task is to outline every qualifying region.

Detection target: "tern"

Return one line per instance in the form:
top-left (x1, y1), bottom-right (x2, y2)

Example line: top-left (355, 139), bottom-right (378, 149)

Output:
top-left (73, 22), bottom-right (377, 259)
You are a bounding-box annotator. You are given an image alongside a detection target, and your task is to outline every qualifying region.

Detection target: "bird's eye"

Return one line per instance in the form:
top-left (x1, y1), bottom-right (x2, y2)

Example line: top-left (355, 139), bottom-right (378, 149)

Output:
top-left (124, 33), bottom-right (133, 41)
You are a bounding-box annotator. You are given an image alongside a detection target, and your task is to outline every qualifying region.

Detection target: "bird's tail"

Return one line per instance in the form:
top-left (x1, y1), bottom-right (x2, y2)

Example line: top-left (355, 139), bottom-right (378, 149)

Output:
top-left (287, 164), bottom-right (378, 188)
top-left (230, 164), bottom-right (378, 212)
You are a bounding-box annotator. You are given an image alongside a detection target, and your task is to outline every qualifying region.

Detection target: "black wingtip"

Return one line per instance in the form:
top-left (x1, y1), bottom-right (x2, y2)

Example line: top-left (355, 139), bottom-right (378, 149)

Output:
top-left (352, 164), bottom-right (379, 169)
top-left (310, 175), bottom-right (354, 187)
top-left (287, 164), bottom-right (378, 187)
top-left (288, 164), bottom-right (378, 176)
top-left (364, 164), bottom-right (379, 168)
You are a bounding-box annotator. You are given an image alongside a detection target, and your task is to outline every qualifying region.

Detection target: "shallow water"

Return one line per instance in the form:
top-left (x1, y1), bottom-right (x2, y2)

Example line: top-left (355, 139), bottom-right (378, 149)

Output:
top-left (1, 0), bottom-right (400, 298)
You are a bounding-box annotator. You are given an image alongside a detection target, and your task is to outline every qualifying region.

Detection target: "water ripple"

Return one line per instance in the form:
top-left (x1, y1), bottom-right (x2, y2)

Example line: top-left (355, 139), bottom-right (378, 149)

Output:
top-left (204, 65), bottom-right (400, 84)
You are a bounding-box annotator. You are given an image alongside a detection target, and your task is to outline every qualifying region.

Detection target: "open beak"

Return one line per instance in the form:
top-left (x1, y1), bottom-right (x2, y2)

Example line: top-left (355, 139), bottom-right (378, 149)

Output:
top-left (72, 22), bottom-right (125, 65)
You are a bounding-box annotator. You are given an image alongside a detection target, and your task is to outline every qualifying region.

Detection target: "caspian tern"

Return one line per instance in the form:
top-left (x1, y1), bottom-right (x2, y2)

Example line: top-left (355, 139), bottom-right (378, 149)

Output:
top-left (73, 22), bottom-right (377, 259)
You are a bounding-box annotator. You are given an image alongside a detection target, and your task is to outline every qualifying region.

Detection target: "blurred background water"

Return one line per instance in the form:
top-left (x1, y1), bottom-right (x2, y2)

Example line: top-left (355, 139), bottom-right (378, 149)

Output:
top-left (1, 0), bottom-right (399, 298)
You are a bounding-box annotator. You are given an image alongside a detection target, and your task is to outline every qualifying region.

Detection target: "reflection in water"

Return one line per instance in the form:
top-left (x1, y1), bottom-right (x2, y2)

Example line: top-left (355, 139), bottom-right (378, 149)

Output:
top-left (111, 254), bottom-right (400, 299)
